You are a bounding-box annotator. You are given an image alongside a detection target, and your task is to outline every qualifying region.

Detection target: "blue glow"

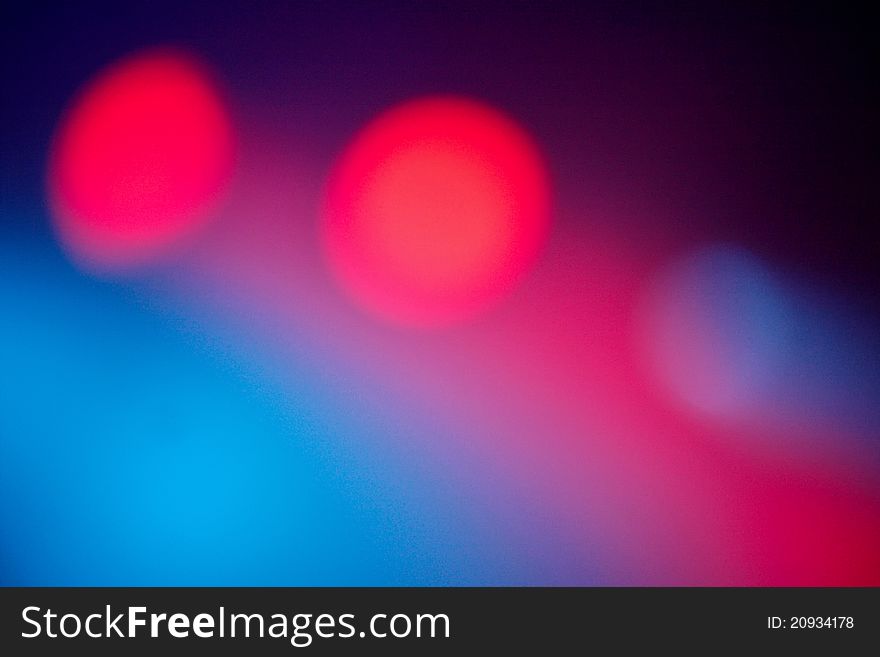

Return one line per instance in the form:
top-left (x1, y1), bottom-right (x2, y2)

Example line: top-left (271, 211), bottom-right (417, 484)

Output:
top-left (645, 244), bottom-right (793, 418)
top-left (0, 239), bottom-right (603, 585)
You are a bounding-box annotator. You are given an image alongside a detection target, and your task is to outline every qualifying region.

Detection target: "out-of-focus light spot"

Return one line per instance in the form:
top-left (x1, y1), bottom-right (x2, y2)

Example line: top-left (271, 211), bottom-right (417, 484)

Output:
top-left (322, 96), bottom-right (550, 327)
top-left (640, 245), bottom-right (793, 418)
top-left (48, 48), bottom-right (235, 270)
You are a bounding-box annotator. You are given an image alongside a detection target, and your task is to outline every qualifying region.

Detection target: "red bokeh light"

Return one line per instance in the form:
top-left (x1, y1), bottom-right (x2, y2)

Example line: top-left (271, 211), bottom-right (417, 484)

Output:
top-left (322, 96), bottom-right (550, 327)
top-left (48, 48), bottom-right (235, 269)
